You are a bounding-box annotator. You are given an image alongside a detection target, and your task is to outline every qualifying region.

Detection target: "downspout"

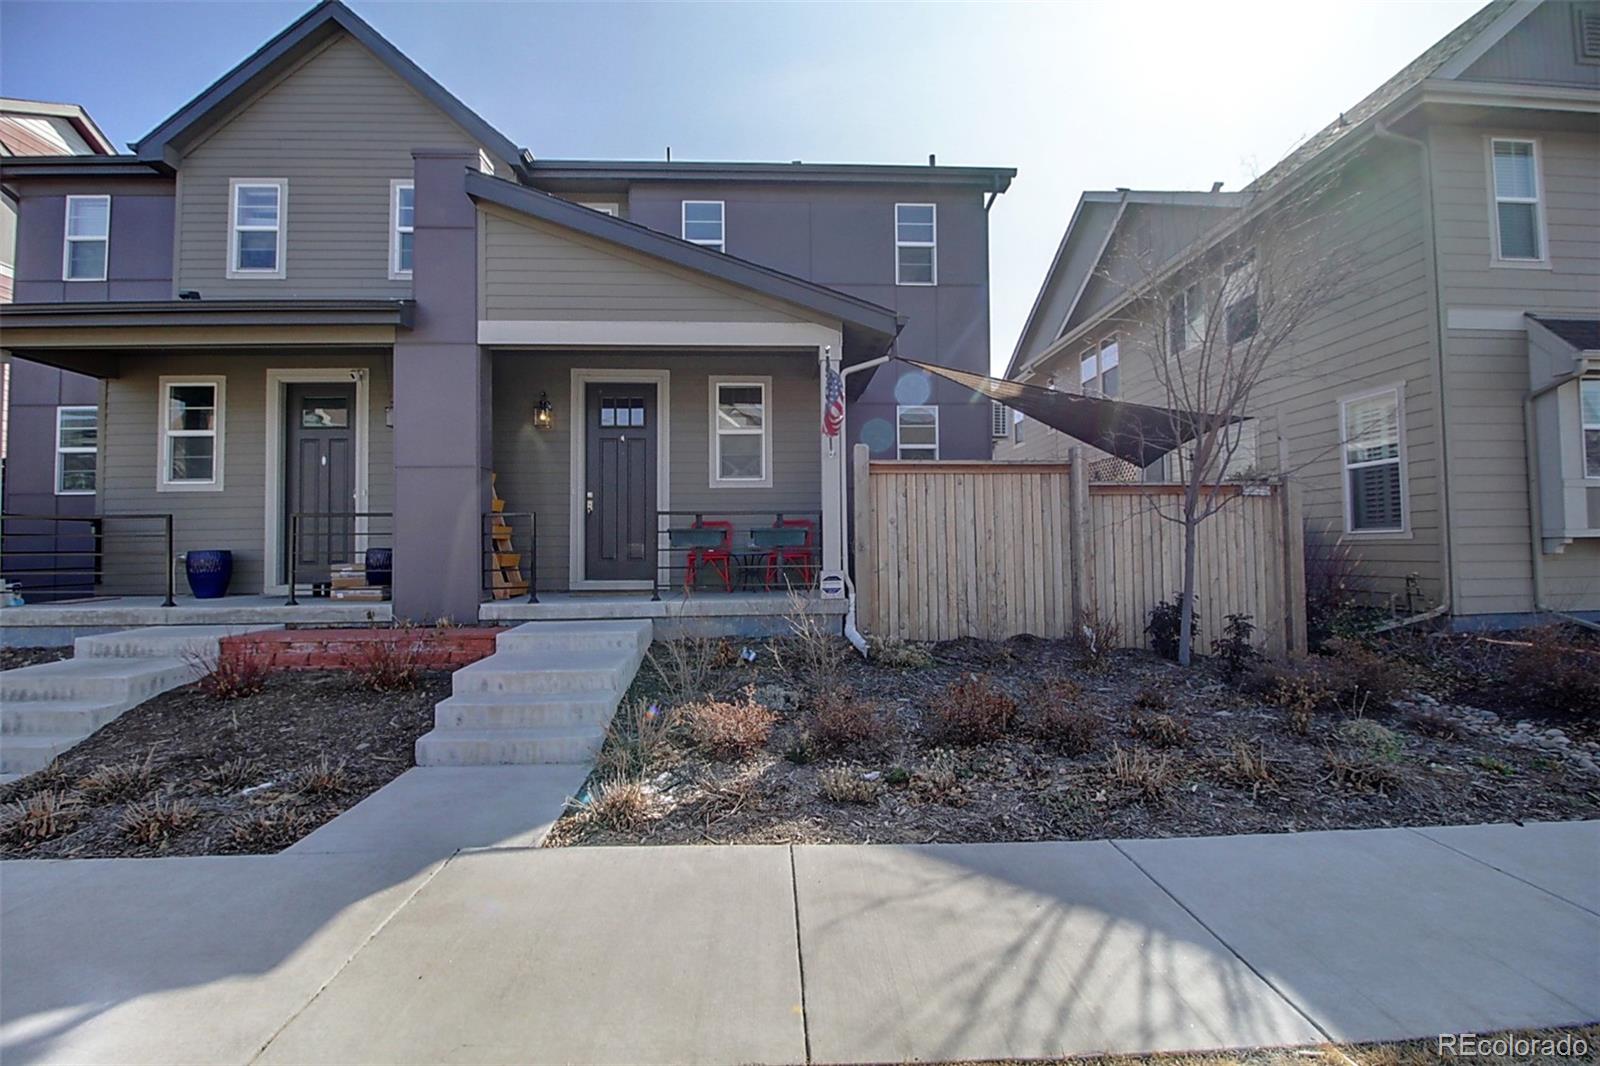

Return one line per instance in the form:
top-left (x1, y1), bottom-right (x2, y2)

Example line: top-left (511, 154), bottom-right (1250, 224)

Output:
top-left (1374, 121), bottom-right (1456, 623)
top-left (839, 347), bottom-right (897, 656)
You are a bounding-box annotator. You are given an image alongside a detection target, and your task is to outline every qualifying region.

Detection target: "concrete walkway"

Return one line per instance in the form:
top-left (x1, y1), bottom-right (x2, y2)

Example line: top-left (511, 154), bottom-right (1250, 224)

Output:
top-left (2, 820), bottom-right (1596, 1065)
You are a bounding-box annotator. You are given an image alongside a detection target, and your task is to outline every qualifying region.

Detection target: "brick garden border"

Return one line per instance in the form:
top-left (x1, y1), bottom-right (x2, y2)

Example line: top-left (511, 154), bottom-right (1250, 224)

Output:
top-left (220, 627), bottom-right (506, 671)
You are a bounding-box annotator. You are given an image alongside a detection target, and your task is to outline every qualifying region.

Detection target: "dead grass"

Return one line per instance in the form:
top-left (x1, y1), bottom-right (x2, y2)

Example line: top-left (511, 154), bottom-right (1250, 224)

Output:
top-left (1107, 743), bottom-right (1175, 803)
top-left (594, 699), bottom-right (680, 781)
top-left (684, 688), bottom-right (776, 760)
top-left (118, 795), bottom-right (199, 845)
top-left (0, 789), bottom-right (87, 845)
top-left (1218, 739), bottom-right (1277, 793)
top-left (184, 648), bottom-right (269, 701)
top-left (1323, 747), bottom-right (1405, 795)
top-left (817, 766), bottom-right (882, 805)
top-left (225, 807), bottom-right (318, 851)
top-left (76, 749), bottom-right (162, 804)
top-left (582, 779), bottom-right (656, 831)
top-left (928, 673), bottom-right (1018, 745)
top-left (1130, 712), bottom-right (1190, 749)
top-left (197, 756), bottom-right (267, 794)
top-left (293, 755), bottom-right (351, 797)
top-left (868, 636), bottom-right (933, 670)
top-left (352, 628), bottom-right (425, 692)
top-left (776, 588), bottom-right (849, 688)
top-left (644, 631), bottom-right (731, 702)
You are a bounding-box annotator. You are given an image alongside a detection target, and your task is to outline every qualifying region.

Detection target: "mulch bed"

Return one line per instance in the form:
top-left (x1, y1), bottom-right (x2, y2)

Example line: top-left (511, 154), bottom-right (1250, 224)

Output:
top-left (0, 671), bottom-right (449, 859)
top-left (1, 646), bottom-right (73, 671)
top-left (547, 631), bottom-right (1600, 848)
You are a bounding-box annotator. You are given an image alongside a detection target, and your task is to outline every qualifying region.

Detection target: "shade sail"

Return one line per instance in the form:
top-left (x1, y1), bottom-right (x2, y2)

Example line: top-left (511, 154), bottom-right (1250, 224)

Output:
top-left (900, 358), bottom-right (1246, 469)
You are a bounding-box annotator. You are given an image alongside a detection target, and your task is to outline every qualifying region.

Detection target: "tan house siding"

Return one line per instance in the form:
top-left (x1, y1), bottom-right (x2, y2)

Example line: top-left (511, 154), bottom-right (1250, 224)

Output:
top-left (98, 351), bottom-right (394, 595)
top-left (477, 206), bottom-right (813, 324)
top-left (175, 34), bottom-right (494, 299)
top-left (1429, 124), bottom-right (1600, 615)
top-left (490, 352), bottom-right (823, 592)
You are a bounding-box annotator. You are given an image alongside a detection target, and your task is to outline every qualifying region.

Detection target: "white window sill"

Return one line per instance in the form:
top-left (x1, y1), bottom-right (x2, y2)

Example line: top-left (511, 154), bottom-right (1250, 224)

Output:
top-left (54, 489), bottom-right (96, 497)
top-left (157, 481), bottom-right (225, 493)
top-left (1489, 258), bottom-right (1551, 270)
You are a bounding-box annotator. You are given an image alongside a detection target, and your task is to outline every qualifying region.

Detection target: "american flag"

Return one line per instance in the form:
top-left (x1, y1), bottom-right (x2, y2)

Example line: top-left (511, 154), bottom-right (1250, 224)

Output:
top-left (823, 365), bottom-right (845, 438)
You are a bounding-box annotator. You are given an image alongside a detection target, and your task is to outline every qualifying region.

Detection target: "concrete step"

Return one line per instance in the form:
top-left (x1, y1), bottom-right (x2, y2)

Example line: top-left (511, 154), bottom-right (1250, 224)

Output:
top-left (1, 698), bottom-right (127, 736)
top-left (0, 656), bottom-right (195, 704)
top-left (74, 624), bottom-right (282, 662)
top-left (495, 620), bottom-right (652, 657)
top-left (414, 726), bottom-right (607, 767)
top-left (432, 691), bottom-right (619, 731)
top-left (0, 734), bottom-right (81, 776)
top-left (450, 649), bottom-right (636, 697)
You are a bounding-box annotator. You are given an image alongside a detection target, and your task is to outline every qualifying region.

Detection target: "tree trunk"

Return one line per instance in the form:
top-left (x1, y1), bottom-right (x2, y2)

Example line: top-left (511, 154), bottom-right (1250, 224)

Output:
top-left (1179, 506), bottom-right (1199, 667)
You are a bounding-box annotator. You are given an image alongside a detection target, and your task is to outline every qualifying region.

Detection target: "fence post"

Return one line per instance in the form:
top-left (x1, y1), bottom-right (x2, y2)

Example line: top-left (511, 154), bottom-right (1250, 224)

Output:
top-left (851, 443), bottom-right (872, 632)
top-left (1067, 446), bottom-right (1087, 632)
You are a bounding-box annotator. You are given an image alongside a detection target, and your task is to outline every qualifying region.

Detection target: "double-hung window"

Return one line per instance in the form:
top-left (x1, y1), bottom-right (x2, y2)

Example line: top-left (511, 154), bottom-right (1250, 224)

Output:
top-left (894, 203), bottom-right (936, 285)
top-left (390, 180), bottom-right (414, 279)
top-left (1489, 138), bottom-right (1545, 263)
top-left (62, 195), bottom-right (110, 281)
top-left (710, 377), bottom-right (771, 487)
top-left (1583, 379), bottom-right (1600, 479)
top-left (682, 201), bottom-right (724, 251)
top-left (1223, 254), bottom-right (1258, 343)
top-left (896, 405), bottom-right (939, 459)
top-left (1341, 385), bottom-right (1407, 534)
top-left (228, 179), bottom-right (286, 278)
top-left (1168, 283), bottom-right (1205, 355)
top-left (55, 406), bottom-right (98, 495)
top-left (1098, 337), bottom-right (1120, 397)
top-left (158, 377), bottom-right (225, 490)
top-left (1079, 346), bottom-right (1099, 396)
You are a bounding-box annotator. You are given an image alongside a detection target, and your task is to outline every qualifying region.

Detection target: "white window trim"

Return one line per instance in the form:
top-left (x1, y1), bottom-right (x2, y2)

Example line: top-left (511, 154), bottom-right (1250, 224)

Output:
top-left (708, 376), bottom-right (773, 489)
top-left (894, 202), bottom-right (937, 286)
top-left (1486, 136), bottom-right (1550, 269)
top-left (54, 405), bottom-right (97, 496)
top-left (226, 178), bottom-right (287, 280)
top-left (1168, 283), bottom-right (1206, 357)
top-left (1079, 346), bottom-right (1100, 396)
top-left (990, 399), bottom-right (1009, 439)
top-left (896, 404), bottom-right (940, 460)
top-left (578, 202), bottom-right (619, 216)
top-left (1338, 382), bottom-right (1410, 537)
top-left (62, 194), bottom-right (110, 282)
top-left (157, 375), bottom-right (226, 492)
top-left (681, 200), bottom-right (725, 252)
top-left (388, 179), bottom-right (414, 280)
top-left (1099, 335), bottom-right (1120, 397)
top-left (1582, 379), bottom-right (1600, 481)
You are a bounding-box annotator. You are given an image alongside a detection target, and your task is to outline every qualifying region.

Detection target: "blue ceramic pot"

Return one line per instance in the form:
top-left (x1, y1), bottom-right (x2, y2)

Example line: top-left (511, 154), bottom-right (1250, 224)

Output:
top-left (365, 547), bottom-right (393, 587)
top-left (184, 550), bottom-right (233, 599)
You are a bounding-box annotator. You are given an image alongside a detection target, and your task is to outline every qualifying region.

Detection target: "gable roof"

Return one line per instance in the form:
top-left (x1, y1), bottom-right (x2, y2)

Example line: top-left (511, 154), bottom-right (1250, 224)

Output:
top-left (0, 98), bottom-right (116, 155)
top-left (131, 0), bottom-right (526, 171)
top-left (464, 170), bottom-right (903, 357)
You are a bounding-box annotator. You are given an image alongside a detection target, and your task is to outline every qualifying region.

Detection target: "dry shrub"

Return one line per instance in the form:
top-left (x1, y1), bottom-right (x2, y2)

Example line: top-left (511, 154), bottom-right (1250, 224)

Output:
top-left (1508, 628), bottom-right (1600, 714)
top-left (293, 754), bottom-right (351, 796)
top-left (1320, 638), bottom-right (1410, 713)
top-left (868, 636), bottom-right (933, 670)
top-left (1072, 609), bottom-right (1122, 673)
top-left (1337, 719), bottom-right (1404, 762)
top-left (198, 756), bottom-right (266, 794)
top-left (582, 779), bottom-right (655, 831)
top-left (809, 690), bottom-right (894, 753)
top-left (119, 795), bottom-right (199, 845)
top-left (644, 637), bottom-right (722, 702)
top-left (186, 648), bottom-right (269, 701)
top-left (0, 789), bottom-right (86, 844)
top-left (913, 750), bottom-right (962, 801)
top-left (1406, 708), bottom-right (1461, 740)
top-left (1027, 678), bottom-right (1100, 756)
top-left (1131, 684), bottom-right (1171, 713)
top-left (777, 589), bottom-right (848, 688)
top-left (1271, 673), bottom-right (1324, 735)
top-left (77, 749), bottom-right (161, 803)
top-left (1323, 748), bottom-right (1403, 794)
top-left (818, 766), bottom-right (881, 805)
top-left (1106, 744), bottom-right (1174, 802)
top-left (353, 628), bottom-right (424, 692)
top-left (1219, 739), bottom-right (1277, 792)
top-left (227, 806), bottom-right (317, 851)
top-left (684, 688), bottom-right (775, 760)
top-left (927, 674), bottom-right (1018, 745)
top-left (1131, 712), bottom-right (1190, 749)
top-left (595, 699), bottom-right (679, 781)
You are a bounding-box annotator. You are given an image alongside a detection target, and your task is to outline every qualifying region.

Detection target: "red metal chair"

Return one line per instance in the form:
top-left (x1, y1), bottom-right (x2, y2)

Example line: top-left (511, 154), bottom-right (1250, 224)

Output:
top-left (762, 517), bottom-right (816, 589)
top-left (683, 519), bottom-right (734, 592)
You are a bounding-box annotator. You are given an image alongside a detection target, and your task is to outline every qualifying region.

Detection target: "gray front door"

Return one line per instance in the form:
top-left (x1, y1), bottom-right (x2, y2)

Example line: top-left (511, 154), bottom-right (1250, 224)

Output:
top-left (284, 383), bottom-right (357, 583)
top-left (584, 383), bottom-right (657, 582)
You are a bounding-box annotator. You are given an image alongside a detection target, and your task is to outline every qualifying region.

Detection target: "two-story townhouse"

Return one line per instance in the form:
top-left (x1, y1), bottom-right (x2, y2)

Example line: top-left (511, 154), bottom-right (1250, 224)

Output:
top-left (0, 0), bottom-right (1012, 625)
top-left (0, 98), bottom-right (116, 601)
top-left (997, 0), bottom-right (1599, 628)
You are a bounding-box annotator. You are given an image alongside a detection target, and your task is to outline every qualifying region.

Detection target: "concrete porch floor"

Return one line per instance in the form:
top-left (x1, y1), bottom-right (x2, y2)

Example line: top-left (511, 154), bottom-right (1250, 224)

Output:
top-left (479, 590), bottom-right (846, 636)
top-left (1, 595), bottom-right (392, 645)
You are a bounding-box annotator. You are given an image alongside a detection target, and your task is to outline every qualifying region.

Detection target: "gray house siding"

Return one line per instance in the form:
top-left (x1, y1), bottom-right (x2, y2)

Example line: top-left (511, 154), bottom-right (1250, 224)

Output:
top-left (1429, 122), bottom-right (1600, 616)
top-left (173, 33), bottom-right (493, 299)
top-left (10, 177), bottom-right (175, 303)
top-left (491, 351), bottom-right (822, 593)
top-left (98, 350), bottom-right (394, 596)
top-left (1458, 1), bottom-right (1600, 88)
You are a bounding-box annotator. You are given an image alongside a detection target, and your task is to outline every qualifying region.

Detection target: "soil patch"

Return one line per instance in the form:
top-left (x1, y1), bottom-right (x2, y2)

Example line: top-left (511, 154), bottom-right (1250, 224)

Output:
top-left (547, 634), bottom-right (1600, 848)
top-left (0, 671), bottom-right (448, 858)
top-left (1, 646), bottom-right (73, 671)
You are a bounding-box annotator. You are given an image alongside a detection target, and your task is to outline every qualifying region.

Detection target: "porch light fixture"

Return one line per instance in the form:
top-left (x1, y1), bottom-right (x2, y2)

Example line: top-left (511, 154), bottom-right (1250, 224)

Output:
top-left (533, 391), bottom-right (554, 430)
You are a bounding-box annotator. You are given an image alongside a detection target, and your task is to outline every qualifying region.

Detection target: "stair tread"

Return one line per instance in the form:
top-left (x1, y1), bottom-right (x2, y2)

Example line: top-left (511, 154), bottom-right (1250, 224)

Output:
top-left (0, 733), bottom-right (84, 748)
top-left (458, 649), bottom-right (635, 673)
top-left (419, 725), bottom-right (604, 740)
top-left (436, 690), bottom-right (616, 706)
top-left (0, 697), bottom-right (127, 713)
top-left (1, 656), bottom-right (189, 679)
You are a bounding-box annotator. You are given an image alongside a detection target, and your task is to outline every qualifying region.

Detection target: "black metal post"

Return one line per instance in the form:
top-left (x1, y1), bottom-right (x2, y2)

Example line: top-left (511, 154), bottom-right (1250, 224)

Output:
top-left (162, 514), bottom-right (176, 607)
top-left (285, 514), bottom-right (300, 605)
top-left (650, 509), bottom-right (661, 601)
top-left (527, 513), bottom-right (539, 603)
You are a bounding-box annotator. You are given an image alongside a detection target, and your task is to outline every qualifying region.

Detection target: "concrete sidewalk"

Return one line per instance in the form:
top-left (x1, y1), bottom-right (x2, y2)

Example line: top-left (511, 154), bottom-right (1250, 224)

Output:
top-left (2, 821), bottom-right (1596, 1065)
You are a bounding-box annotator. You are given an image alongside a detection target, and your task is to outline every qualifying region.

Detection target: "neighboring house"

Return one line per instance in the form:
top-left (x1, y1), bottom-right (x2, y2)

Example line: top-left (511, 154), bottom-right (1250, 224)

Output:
top-left (997, 0), bottom-right (1600, 627)
top-left (0, 0), bottom-right (1013, 622)
top-left (0, 98), bottom-right (116, 599)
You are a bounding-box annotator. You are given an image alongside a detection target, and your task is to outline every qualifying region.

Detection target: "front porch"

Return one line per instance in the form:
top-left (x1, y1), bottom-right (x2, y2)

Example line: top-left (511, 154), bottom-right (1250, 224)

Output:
top-left (480, 590), bottom-right (846, 638)
top-left (0, 594), bottom-right (394, 646)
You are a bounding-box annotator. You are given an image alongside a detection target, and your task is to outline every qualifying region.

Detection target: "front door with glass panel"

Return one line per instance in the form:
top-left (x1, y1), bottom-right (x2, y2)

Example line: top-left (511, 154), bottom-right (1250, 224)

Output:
top-left (284, 383), bottom-right (357, 584)
top-left (584, 383), bottom-right (658, 582)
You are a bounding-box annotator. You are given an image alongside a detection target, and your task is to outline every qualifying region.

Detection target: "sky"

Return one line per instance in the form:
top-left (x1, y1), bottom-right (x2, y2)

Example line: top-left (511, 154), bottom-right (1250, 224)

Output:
top-left (1, 0), bottom-right (1484, 372)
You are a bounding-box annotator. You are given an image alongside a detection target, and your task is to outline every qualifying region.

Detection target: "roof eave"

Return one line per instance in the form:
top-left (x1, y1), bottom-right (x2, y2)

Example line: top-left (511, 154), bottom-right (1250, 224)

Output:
top-left (525, 159), bottom-right (1016, 190)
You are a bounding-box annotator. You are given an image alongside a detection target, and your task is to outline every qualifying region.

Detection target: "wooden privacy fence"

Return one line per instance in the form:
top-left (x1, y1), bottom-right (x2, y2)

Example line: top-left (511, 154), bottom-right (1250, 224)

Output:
top-left (852, 448), bottom-right (1307, 657)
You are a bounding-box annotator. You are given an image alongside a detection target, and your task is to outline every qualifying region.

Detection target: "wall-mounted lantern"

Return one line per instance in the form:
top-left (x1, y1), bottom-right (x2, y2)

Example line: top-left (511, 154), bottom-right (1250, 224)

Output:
top-left (533, 391), bottom-right (554, 430)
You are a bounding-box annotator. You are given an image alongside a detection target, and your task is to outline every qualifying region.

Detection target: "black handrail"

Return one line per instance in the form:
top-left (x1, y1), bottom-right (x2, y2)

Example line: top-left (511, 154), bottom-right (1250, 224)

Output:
top-left (651, 509), bottom-right (823, 600)
top-left (483, 511), bottom-right (538, 603)
top-left (0, 512), bottom-right (174, 606)
top-left (285, 511), bottom-right (393, 606)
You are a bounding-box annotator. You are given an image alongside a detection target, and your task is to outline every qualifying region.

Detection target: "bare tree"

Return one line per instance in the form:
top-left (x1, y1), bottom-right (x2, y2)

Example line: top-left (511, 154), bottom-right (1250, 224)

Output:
top-left (1099, 169), bottom-right (1366, 665)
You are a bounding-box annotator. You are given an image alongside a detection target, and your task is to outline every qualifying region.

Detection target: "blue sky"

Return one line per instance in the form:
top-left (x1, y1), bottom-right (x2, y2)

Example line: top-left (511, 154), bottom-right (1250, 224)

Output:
top-left (2, 0), bottom-right (1482, 371)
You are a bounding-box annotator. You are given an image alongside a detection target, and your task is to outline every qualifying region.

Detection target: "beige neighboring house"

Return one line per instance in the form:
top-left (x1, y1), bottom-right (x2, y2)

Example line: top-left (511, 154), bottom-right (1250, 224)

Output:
top-left (997, 0), bottom-right (1600, 627)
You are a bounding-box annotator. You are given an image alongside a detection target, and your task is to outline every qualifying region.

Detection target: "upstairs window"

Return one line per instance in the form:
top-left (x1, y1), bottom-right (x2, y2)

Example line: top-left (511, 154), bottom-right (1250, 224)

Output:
top-left (896, 405), bottom-right (939, 459)
top-left (1223, 254), bottom-right (1258, 343)
top-left (55, 406), bottom-right (97, 494)
top-left (1168, 282), bottom-right (1205, 355)
top-left (682, 201), bottom-right (724, 251)
top-left (159, 377), bottom-right (225, 491)
top-left (710, 377), bottom-right (770, 487)
top-left (1079, 346), bottom-right (1099, 396)
top-left (1490, 138), bottom-right (1545, 263)
top-left (1099, 337), bottom-right (1120, 397)
top-left (895, 204), bottom-right (936, 285)
top-left (62, 195), bottom-right (109, 281)
top-left (1583, 380), bottom-right (1600, 479)
top-left (390, 180), bottom-right (414, 279)
top-left (228, 179), bottom-right (286, 278)
top-left (1341, 385), bottom-right (1406, 534)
